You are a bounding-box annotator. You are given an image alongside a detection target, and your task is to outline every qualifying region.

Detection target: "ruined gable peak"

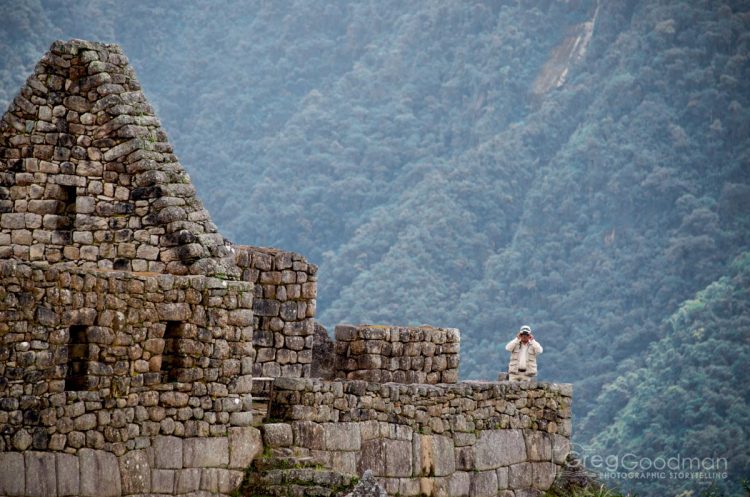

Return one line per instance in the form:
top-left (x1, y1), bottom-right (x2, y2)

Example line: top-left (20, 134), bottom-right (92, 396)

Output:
top-left (0, 40), bottom-right (238, 278)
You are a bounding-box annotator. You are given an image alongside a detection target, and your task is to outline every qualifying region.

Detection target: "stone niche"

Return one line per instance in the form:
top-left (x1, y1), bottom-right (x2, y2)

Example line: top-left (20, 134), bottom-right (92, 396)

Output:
top-left (333, 324), bottom-right (460, 384)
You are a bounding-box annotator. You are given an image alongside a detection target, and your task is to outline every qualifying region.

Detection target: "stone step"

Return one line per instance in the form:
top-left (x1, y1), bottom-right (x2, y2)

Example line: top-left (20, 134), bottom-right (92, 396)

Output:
top-left (252, 454), bottom-right (316, 471)
top-left (239, 464), bottom-right (357, 497)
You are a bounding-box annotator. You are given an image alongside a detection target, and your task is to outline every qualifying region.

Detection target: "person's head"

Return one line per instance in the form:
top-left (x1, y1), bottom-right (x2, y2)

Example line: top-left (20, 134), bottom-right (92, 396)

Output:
top-left (519, 325), bottom-right (532, 342)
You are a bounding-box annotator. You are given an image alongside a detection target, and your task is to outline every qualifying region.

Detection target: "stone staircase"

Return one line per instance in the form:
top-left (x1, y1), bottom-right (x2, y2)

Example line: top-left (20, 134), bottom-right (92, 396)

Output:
top-left (237, 447), bottom-right (357, 497)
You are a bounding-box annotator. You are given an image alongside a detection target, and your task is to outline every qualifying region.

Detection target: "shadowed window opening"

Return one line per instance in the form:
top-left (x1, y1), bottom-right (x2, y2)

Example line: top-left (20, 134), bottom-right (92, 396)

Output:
top-left (162, 321), bottom-right (189, 382)
top-left (56, 185), bottom-right (77, 246)
top-left (65, 325), bottom-right (95, 391)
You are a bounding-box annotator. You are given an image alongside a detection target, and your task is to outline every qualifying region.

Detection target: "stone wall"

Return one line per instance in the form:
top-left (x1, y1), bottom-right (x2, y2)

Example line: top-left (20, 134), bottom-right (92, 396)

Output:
top-left (263, 377), bottom-right (572, 496)
top-left (0, 259), bottom-right (258, 495)
top-left (333, 325), bottom-right (460, 384)
top-left (0, 432), bottom-right (262, 497)
top-left (235, 246), bottom-right (316, 378)
top-left (0, 39), bottom-right (235, 277)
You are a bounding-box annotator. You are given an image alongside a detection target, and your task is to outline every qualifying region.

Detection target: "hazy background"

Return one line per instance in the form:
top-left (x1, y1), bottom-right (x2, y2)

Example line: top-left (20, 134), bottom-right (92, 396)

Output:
top-left (2, 1), bottom-right (749, 495)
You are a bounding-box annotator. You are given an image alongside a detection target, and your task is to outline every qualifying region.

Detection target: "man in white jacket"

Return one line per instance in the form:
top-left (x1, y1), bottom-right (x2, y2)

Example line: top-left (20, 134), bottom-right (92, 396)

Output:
top-left (505, 325), bottom-right (543, 381)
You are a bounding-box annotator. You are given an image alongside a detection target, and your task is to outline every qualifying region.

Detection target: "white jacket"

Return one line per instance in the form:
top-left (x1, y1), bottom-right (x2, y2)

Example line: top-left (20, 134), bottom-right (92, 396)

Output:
top-left (505, 338), bottom-right (543, 374)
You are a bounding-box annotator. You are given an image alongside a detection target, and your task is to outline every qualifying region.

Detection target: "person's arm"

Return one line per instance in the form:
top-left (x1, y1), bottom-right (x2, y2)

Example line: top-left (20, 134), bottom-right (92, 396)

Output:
top-left (531, 340), bottom-right (543, 354)
top-left (505, 338), bottom-right (519, 351)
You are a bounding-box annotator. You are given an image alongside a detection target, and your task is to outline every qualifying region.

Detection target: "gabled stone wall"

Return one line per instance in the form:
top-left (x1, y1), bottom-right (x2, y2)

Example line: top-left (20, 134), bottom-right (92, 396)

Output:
top-left (0, 39), bottom-right (235, 277)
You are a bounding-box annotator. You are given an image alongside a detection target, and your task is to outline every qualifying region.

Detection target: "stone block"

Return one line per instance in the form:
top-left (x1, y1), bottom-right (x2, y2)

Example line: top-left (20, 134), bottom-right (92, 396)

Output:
top-left (79, 449), bottom-right (121, 497)
top-left (151, 469), bottom-right (175, 494)
top-left (455, 446), bottom-right (476, 471)
top-left (532, 461), bottom-right (558, 489)
top-left (292, 420), bottom-right (325, 450)
top-left (200, 468), bottom-right (244, 494)
top-left (56, 453), bottom-right (79, 497)
top-left (399, 477), bottom-right (422, 497)
top-left (261, 423), bottom-right (293, 448)
top-left (470, 470), bottom-right (498, 497)
top-left (414, 434), bottom-right (455, 477)
top-left (508, 462), bottom-right (533, 489)
top-left (324, 422), bottom-right (361, 451)
top-left (156, 302), bottom-right (191, 321)
top-left (153, 434), bottom-right (183, 469)
top-left (175, 468), bottom-right (201, 494)
top-left (183, 436), bottom-right (229, 467)
top-left (448, 471), bottom-right (471, 497)
top-left (497, 466), bottom-right (509, 489)
top-left (331, 451), bottom-right (358, 475)
top-left (358, 439), bottom-right (385, 476)
top-left (335, 324), bottom-right (357, 341)
top-left (525, 430), bottom-right (552, 461)
top-left (119, 450), bottom-right (150, 494)
top-left (0, 452), bottom-right (25, 496)
top-left (25, 451), bottom-right (57, 497)
top-left (384, 439), bottom-right (412, 477)
top-left (551, 434), bottom-right (571, 465)
top-left (229, 426), bottom-right (263, 469)
top-left (474, 429), bottom-right (526, 470)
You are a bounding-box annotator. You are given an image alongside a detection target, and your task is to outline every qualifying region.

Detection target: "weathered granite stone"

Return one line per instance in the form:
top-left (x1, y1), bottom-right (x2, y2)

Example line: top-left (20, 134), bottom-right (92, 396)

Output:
top-left (447, 471), bottom-right (471, 497)
top-left (474, 429), bottom-right (527, 470)
top-left (262, 423), bottom-right (293, 448)
top-left (525, 430), bottom-right (553, 461)
top-left (25, 451), bottom-right (57, 497)
top-left (151, 469), bottom-right (175, 494)
top-left (78, 449), bottom-right (121, 497)
top-left (175, 468), bottom-right (202, 494)
top-left (551, 434), bottom-right (571, 465)
top-left (292, 420), bottom-right (325, 450)
top-left (118, 449), bottom-right (150, 494)
top-left (497, 466), bottom-right (509, 489)
top-left (152, 437), bottom-right (183, 469)
top-left (508, 461), bottom-right (534, 489)
top-left (324, 422), bottom-right (361, 451)
top-left (532, 461), bottom-right (558, 489)
top-left (229, 426), bottom-right (263, 469)
top-left (470, 470), bottom-right (499, 497)
top-left (200, 468), bottom-right (244, 493)
top-left (0, 452), bottom-right (25, 496)
top-left (384, 439), bottom-right (412, 477)
top-left (56, 453), bottom-right (79, 497)
top-left (183, 437), bottom-right (229, 468)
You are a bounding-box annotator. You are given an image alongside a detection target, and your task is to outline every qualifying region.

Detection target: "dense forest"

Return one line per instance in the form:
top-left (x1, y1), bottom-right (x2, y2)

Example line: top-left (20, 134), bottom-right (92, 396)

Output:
top-left (2, 1), bottom-right (748, 495)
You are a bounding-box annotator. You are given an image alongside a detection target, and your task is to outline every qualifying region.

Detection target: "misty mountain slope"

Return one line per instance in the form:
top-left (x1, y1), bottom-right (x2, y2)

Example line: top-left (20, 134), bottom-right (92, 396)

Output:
top-left (585, 252), bottom-right (750, 497)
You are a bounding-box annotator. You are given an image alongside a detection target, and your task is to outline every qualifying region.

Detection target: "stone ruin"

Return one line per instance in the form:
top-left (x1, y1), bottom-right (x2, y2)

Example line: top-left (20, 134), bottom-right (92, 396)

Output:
top-left (0, 40), bottom-right (572, 497)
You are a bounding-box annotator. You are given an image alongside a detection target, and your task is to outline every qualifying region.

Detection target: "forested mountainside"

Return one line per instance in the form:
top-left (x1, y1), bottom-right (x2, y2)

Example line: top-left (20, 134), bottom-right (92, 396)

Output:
top-left (2, 1), bottom-right (749, 495)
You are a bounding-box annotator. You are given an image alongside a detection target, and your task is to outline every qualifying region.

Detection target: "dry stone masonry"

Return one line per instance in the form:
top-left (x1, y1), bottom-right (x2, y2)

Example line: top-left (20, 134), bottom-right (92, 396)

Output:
top-left (0, 39), bottom-right (573, 497)
top-left (334, 324), bottom-right (460, 384)
top-left (235, 246), bottom-right (317, 379)
top-left (259, 377), bottom-right (572, 497)
top-left (0, 39), bottom-right (236, 278)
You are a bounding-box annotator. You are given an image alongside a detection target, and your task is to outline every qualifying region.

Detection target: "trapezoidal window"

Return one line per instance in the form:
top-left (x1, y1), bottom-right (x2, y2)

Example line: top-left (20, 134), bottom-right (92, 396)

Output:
top-left (65, 325), bottom-right (96, 391)
top-left (56, 185), bottom-right (77, 246)
top-left (162, 321), bottom-right (190, 382)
